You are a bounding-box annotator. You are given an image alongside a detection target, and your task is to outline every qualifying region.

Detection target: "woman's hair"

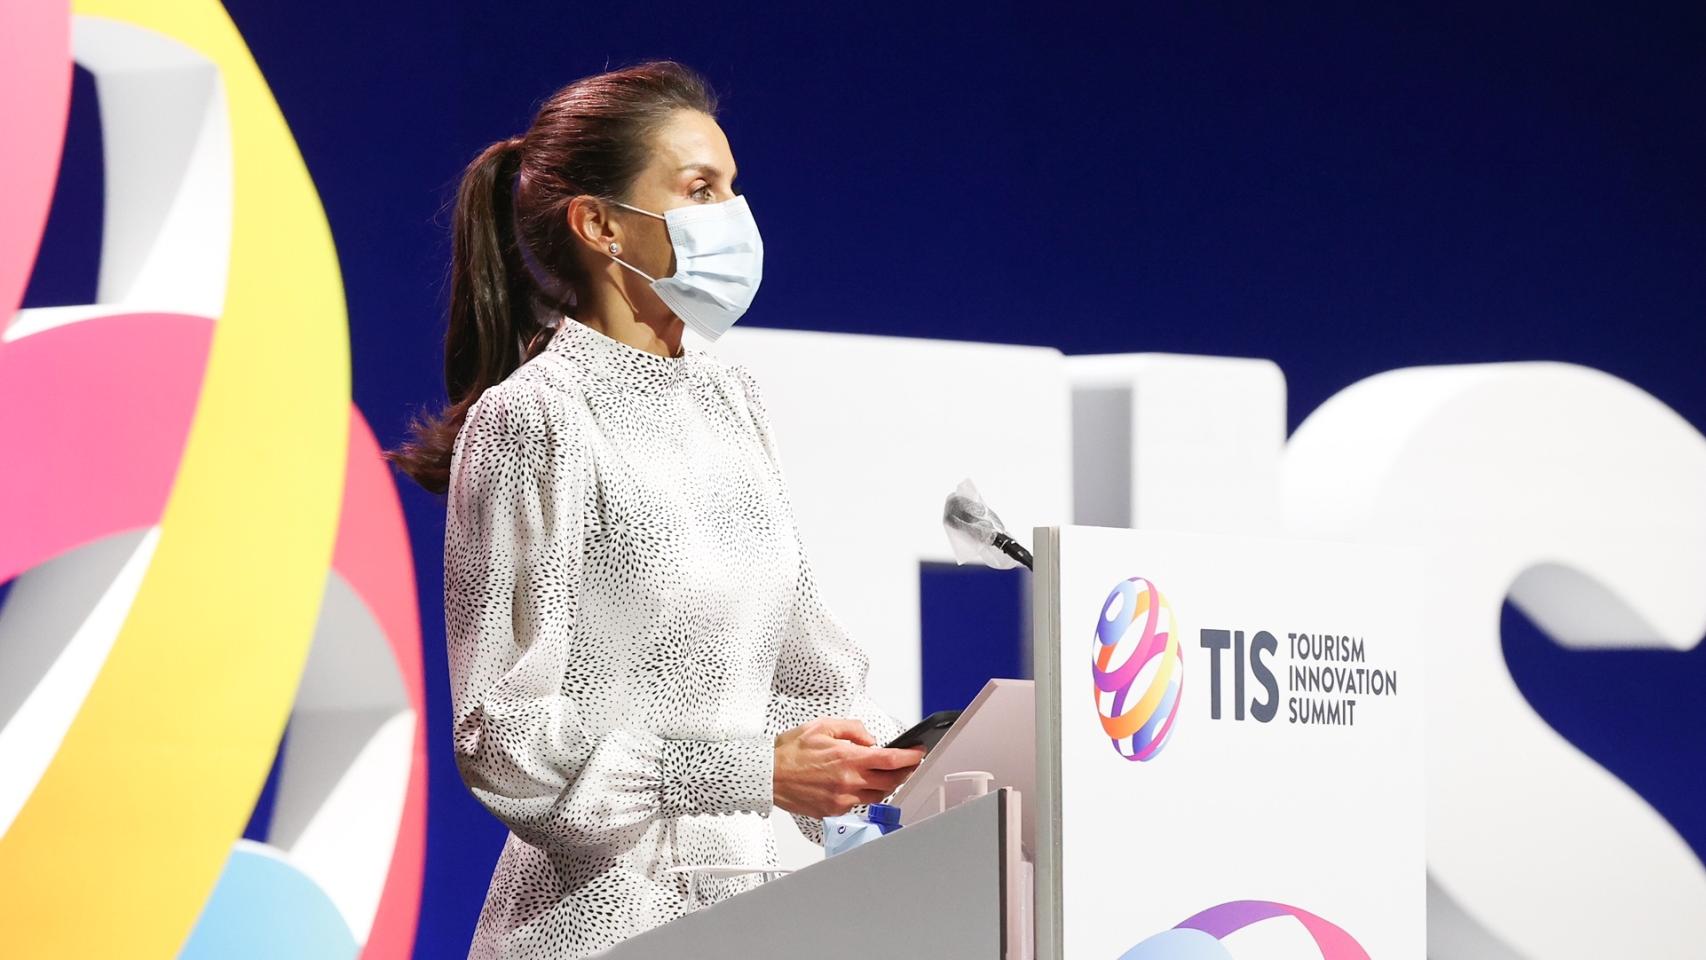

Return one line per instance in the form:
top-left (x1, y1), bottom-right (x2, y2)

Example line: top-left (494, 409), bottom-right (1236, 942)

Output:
top-left (386, 60), bottom-right (719, 494)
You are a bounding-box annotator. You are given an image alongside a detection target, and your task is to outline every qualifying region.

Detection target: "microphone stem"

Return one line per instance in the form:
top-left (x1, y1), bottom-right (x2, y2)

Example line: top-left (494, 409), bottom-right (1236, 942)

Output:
top-left (991, 532), bottom-right (1034, 570)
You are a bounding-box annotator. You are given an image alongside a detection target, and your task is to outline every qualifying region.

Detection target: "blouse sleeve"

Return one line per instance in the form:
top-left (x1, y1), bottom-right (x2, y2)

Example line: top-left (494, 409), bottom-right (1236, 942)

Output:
top-left (444, 384), bottom-right (775, 857)
top-left (729, 367), bottom-right (910, 844)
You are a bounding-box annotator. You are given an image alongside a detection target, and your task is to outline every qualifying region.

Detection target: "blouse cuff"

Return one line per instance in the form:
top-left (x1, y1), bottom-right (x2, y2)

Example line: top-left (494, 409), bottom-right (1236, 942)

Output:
top-left (659, 734), bottom-right (775, 818)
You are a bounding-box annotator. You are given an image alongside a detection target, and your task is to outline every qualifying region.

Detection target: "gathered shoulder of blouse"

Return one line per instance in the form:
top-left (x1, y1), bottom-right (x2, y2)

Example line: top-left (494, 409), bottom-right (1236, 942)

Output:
top-left (442, 318), bottom-right (904, 960)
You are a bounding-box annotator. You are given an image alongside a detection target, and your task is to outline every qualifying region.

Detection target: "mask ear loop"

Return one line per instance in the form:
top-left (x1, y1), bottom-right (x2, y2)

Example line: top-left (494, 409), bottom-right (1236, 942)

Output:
top-left (610, 198), bottom-right (667, 220)
top-left (608, 252), bottom-right (659, 283)
top-left (605, 198), bottom-right (668, 282)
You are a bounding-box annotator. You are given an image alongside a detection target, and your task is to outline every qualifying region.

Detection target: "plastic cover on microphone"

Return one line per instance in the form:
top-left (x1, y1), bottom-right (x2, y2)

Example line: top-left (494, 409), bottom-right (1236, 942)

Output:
top-left (942, 478), bottom-right (1024, 570)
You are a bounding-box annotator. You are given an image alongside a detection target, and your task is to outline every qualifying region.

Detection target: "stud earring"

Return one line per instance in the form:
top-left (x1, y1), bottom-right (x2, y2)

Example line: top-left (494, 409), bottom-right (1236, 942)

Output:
top-left (608, 242), bottom-right (621, 254)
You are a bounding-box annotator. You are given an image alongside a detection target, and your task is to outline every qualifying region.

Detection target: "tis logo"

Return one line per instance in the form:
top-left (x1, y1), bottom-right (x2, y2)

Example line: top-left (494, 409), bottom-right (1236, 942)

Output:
top-left (1199, 629), bottom-right (1280, 723)
top-left (1092, 577), bottom-right (1184, 761)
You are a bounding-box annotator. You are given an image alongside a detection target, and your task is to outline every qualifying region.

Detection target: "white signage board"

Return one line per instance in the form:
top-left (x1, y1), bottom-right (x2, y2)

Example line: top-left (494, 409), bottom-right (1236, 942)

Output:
top-left (1034, 526), bottom-right (1424, 960)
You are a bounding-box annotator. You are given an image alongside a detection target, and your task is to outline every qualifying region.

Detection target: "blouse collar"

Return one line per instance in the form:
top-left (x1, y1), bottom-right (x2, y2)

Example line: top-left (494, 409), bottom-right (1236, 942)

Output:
top-left (543, 315), bottom-right (709, 394)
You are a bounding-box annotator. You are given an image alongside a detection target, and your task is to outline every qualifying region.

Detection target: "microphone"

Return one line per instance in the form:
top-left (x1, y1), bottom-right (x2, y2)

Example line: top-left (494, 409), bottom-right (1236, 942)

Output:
top-left (941, 478), bottom-right (1034, 571)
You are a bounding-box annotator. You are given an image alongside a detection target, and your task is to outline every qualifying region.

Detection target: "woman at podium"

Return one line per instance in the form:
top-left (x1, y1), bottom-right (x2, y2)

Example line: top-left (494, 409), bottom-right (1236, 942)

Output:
top-left (387, 61), bottom-right (925, 959)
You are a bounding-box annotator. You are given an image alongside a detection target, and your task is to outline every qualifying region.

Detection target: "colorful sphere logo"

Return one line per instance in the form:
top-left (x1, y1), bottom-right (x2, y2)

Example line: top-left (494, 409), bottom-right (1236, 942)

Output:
top-left (1117, 900), bottom-right (1369, 960)
top-left (1092, 577), bottom-right (1183, 761)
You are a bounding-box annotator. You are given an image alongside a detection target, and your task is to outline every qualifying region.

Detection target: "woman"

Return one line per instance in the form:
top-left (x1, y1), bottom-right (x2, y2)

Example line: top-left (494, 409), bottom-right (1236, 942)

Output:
top-left (387, 61), bottom-right (925, 959)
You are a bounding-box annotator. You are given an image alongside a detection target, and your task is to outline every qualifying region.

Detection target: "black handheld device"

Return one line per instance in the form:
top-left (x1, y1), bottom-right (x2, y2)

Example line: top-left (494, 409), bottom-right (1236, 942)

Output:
top-left (884, 709), bottom-right (962, 752)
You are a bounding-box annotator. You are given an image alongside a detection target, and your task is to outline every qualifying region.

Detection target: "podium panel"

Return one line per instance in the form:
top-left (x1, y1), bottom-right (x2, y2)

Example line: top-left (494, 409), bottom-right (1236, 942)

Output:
top-left (602, 789), bottom-right (1021, 960)
top-left (1034, 526), bottom-right (1424, 960)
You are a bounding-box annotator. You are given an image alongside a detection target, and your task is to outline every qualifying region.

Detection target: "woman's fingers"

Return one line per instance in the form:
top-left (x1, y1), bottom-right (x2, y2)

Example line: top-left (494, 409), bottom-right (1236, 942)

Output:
top-left (824, 772), bottom-right (912, 813)
top-left (775, 719), bottom-right (933, 818)
top-left (843, 759), bottom-right (915, 795)
top-left (858, 767), bottom-right (912, 794)
top-left (816, 717), bottom-right (876, 746)
top-left (860, 746), bottom-right (927, 771)
top-left (837, 745), bottom-right (924, 799)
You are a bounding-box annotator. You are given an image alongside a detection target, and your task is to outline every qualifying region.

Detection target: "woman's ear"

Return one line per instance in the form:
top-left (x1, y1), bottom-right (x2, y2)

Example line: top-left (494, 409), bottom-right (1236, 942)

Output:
top-left (567, 194), bottom-right (618, 255)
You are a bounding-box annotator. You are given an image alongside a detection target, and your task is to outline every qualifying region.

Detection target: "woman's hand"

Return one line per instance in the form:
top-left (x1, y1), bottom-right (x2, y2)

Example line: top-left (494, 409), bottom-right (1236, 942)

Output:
top-left (772, 718), bottom-right (926, 819)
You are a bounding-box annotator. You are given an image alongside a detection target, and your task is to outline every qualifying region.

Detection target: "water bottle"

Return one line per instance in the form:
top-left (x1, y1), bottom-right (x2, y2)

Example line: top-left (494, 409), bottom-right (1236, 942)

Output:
top-left (823, 803), bottom-right (903, 856)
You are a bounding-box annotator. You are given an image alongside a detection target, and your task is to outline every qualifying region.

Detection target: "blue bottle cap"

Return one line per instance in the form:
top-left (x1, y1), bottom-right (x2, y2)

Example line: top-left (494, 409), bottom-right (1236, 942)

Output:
top-left (866, 803), bottom-right (902, 827)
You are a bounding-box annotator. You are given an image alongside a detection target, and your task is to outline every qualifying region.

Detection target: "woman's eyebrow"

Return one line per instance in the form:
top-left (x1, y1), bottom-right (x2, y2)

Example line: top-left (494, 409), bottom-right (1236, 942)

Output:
top-left (676, 162), bottom-right (736, 181)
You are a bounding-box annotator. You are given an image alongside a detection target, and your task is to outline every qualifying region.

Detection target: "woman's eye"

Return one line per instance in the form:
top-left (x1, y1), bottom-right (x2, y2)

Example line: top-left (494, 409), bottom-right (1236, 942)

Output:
top-left (692, 184), bottom-right (712, 201)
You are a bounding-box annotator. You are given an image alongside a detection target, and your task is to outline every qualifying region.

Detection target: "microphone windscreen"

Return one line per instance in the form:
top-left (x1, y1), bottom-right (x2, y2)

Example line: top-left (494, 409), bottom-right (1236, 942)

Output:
top-left (942, 478), bottom-right (1023, 570)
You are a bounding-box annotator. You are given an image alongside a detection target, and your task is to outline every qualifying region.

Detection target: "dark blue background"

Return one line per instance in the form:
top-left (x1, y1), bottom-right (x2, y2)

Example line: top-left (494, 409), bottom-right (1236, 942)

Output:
top-left (19, 2), bottom-right (1705, 954)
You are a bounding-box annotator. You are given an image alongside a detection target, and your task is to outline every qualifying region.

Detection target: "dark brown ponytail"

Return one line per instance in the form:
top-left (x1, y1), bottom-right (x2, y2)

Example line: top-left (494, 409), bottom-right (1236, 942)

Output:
top-left (386, 60), bottom-right (719, 494)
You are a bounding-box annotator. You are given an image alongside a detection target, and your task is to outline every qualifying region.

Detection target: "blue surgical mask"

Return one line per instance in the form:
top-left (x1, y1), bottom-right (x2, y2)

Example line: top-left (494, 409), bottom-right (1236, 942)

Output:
top-left (606, 194), bottom-right (764, 342)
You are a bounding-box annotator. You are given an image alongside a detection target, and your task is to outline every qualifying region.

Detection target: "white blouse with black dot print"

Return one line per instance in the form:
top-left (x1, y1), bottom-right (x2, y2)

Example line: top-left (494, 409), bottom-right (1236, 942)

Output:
top-left (443, 316), bottom-right (905, 959)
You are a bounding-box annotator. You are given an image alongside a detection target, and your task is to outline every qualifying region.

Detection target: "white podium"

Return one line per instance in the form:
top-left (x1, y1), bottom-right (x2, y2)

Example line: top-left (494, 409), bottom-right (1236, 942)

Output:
top-left (599, 787), bottom-right (1024, 960)
top-left (607, 527), bottom-right (1424, 959)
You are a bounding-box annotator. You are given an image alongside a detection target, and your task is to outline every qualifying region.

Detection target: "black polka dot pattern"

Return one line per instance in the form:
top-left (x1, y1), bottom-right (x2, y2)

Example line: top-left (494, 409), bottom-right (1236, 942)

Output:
top-left (443, 317), bottom-right (905, 959)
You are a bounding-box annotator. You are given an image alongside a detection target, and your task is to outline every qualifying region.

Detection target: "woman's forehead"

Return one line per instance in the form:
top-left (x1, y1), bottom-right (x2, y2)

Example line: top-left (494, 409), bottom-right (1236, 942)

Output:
top-left (648, 111), bottom-right (736, 177)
